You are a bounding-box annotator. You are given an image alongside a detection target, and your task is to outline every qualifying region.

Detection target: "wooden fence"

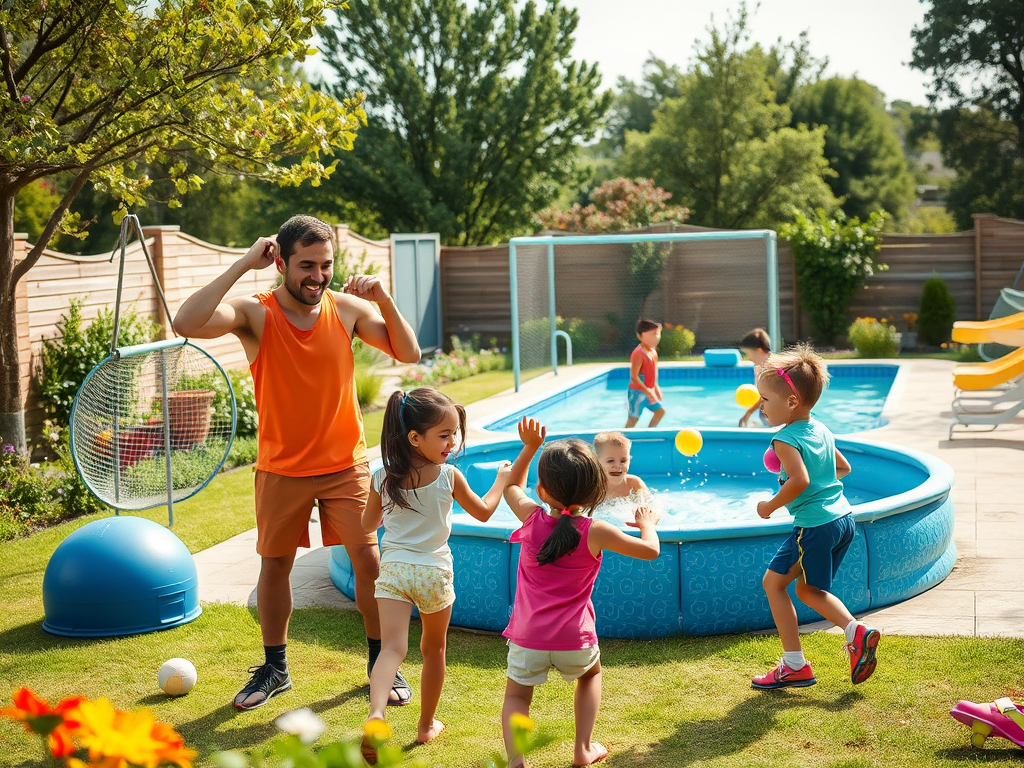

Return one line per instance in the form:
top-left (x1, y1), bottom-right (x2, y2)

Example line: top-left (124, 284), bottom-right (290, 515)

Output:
top-left (440, 213), bottom-right (1024, 348)
top-left (14, 224), bottom-right (389, 442)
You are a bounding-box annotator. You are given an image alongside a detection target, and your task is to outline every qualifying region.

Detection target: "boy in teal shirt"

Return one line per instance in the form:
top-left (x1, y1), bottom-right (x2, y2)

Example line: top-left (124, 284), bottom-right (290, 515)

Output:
top-left (751, 345), bottom-right (880, 690)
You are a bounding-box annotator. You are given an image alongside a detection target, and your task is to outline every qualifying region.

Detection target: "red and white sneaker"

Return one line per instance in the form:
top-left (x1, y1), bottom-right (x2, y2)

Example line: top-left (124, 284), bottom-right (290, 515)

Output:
top-left (751, 659), bottom-right (817, 690)
top-left (846, 624), bottom-right (880, 684)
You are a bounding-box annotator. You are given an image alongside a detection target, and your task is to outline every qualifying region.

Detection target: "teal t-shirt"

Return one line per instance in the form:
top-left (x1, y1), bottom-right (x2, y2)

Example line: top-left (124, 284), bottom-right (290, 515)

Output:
top-left (773, 418), bottom-right (852, 528)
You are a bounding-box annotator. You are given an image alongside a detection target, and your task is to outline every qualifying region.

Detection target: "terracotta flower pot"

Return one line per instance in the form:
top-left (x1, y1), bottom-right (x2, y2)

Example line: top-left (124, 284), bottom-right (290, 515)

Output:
top-left (160, 389), bottom-right (216, 449)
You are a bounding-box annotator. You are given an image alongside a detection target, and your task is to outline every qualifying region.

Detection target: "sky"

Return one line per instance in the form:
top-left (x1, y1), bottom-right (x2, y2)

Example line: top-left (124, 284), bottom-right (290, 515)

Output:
top-left (562, 0), bottom-right (934, 106)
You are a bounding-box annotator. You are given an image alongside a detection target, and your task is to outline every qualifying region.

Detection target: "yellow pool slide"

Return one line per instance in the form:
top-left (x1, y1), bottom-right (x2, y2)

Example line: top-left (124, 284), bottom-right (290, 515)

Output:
top-left (951, 310), bottom-right (1024, 346)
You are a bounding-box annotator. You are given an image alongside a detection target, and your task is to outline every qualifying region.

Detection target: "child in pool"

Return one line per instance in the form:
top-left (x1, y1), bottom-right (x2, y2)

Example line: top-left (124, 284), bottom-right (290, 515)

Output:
top-left (751, 345), bottom-right (880, 691)
top-left (593, 431), bottom-right (651, 501)
top-left (625, 319), bottom-right (665, 428)
top-left (738, 328), bottom-right (771, 427)
top-left (501, 417), bottom-right (660, 768)
top-left (360, 387), bottom-right (511, 762)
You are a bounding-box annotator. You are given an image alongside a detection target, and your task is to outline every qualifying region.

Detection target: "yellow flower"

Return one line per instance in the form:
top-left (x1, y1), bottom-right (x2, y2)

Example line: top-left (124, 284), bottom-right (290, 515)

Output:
top-left (362, 717), bottom-right (392, 746)
top-left (509, 713), bottom-right (536, 733)
top-left (72, 698), bottom-right (169, 767)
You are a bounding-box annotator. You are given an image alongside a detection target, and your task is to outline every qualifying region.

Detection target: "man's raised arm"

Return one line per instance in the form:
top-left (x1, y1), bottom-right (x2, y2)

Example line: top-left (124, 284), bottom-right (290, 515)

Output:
top-left (172, 237), bottom-right (276, 338)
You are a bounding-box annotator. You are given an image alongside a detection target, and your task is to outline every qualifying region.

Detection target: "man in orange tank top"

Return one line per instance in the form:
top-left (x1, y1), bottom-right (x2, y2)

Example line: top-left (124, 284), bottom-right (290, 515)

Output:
top-left (174, 216), bottom-right (421, 710)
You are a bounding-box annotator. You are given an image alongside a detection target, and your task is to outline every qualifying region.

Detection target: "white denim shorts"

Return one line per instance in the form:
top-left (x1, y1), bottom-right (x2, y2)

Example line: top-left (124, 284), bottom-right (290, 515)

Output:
top-left (505, 641), bottom-right (600, 686)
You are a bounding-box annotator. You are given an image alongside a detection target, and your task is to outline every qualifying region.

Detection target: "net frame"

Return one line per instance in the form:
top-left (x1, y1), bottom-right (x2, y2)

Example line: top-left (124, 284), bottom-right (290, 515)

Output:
top-left (508, 230), bottom-right (780, 390)
top-left (67, 214), bottom-right (237, 525)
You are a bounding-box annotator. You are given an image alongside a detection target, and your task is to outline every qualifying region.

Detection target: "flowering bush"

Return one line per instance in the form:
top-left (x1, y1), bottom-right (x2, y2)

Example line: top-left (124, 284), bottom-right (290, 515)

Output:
top-left (782, 209), bottom-right (887, 344)
top-left (1, 687), bottom-right (195, 767)
top-left (400, 336), bottom-right (507, 388)
top-left (848, 318), bottom-right (901, 358)
top-left (657, 323), bottom-right (696, 358)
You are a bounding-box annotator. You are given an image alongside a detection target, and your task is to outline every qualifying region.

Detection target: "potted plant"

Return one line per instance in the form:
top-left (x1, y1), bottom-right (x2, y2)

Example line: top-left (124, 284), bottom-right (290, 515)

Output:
top-left (902, 312), bottom-right (918, 350)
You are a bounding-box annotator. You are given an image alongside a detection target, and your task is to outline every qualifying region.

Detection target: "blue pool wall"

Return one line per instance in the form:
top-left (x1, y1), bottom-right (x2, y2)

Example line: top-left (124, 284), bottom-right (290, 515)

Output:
top-left (483, 363), bottom-right (899, 433)
top-left (330, 429), bottom-right (955, 638)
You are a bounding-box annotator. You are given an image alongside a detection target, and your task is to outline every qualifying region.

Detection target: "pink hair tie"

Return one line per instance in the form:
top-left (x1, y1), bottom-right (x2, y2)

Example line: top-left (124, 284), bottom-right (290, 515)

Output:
top-left (560, 509), bottom-right (572, 516)
top-left (776, 367), bottom-right (799, 396)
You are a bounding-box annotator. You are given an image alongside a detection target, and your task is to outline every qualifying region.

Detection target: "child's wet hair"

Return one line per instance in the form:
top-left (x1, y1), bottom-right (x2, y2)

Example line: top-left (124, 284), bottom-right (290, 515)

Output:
top-left (636, 318), bottom-right (661, 336)
top-left (535, 439), bottom-right (607, 566)
top-left (759, 343), bottom-right (831, 407)
top-left (593, 431), bottom-right (631, 453)
top-left (739, 328), bottom-right (771, 353)
top-left (380, 387), bottom-right (466, 512)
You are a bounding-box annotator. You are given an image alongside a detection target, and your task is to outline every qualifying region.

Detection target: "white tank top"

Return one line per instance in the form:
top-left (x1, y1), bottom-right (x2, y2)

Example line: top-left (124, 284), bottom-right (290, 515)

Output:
top-left (373, 464), bottom-right (455, 571)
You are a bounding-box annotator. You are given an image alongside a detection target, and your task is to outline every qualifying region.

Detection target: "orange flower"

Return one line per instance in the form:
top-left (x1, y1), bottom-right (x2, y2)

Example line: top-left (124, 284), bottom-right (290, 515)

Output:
top-left (151, 721), bottom-right (197, 768)
top-left (0, 687), bottom-right (83, 757)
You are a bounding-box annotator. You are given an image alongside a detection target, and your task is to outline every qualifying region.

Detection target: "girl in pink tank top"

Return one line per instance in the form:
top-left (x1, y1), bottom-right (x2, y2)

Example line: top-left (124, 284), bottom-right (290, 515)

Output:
top-left (500, 418), bottom-right (661, 768)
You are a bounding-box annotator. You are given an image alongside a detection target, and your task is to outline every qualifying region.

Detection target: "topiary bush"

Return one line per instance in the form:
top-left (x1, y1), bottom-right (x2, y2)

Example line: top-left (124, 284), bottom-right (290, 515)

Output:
top-left (848, 318), bottom-right (901, 358)
top-left (917, 276), bottom-right (957, 346)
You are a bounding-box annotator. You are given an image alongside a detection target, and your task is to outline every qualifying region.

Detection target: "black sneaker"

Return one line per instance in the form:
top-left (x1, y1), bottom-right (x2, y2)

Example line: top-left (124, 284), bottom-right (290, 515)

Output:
top-left (233, 663), bottom-right (292, 710)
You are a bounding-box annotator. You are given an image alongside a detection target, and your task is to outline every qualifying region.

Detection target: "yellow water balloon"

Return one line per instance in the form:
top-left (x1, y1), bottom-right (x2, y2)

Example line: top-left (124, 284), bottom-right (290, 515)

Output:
top-left (735, 383), bottom-right (760, 409)
top-left (674, 428), bottom-right (703, 456)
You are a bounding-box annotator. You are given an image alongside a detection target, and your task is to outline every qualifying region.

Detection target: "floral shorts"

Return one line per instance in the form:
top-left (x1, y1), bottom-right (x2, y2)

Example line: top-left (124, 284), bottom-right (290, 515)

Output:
top-left (375, 561), bottom-right (456, 615)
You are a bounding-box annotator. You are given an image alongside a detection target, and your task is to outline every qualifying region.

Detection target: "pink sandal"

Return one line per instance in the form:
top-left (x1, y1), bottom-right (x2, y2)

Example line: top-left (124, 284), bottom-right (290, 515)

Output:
top-left (950, 698), bottom-right (1024, 749)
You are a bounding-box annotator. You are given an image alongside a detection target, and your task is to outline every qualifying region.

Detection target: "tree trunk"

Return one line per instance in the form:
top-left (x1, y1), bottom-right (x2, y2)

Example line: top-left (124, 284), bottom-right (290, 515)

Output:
top-left (0, 185), bottom-right (26, 453)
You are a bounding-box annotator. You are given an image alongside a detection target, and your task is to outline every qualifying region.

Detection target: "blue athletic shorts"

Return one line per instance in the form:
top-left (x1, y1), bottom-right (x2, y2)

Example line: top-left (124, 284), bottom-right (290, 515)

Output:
top-left (768, 514), bottom-right (855, 592)
top-left (627, 388), bottom-right (663, 419)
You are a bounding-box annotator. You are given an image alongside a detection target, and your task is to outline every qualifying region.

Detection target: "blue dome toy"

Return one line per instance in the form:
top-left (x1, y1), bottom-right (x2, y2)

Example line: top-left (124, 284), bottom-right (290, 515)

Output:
top-left (42, 516), bottom-right (201, 637)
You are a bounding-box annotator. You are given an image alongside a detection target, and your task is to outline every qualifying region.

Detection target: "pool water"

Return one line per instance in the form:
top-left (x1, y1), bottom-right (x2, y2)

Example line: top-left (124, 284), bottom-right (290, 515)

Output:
top-left (486, 364), bottom-right (898, 435)
top-left (472, 469), bottom-right (887, 529)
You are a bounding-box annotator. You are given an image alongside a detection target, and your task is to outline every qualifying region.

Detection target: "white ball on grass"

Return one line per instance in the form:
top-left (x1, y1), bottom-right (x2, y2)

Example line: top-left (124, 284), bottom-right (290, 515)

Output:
top-left (158, 658), bottom-right (197, 696)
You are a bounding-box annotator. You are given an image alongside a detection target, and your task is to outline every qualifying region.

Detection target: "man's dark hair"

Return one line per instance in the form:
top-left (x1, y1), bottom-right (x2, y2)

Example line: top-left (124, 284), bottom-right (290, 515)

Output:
top-left (276, 215), bottom-right (333, 263)
top-left (636, 318), bottom-right (661, 336)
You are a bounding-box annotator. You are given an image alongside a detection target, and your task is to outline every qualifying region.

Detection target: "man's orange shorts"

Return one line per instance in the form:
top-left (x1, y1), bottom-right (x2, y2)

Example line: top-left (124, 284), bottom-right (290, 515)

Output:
top-left (254, 463), bottom-right (375, 557)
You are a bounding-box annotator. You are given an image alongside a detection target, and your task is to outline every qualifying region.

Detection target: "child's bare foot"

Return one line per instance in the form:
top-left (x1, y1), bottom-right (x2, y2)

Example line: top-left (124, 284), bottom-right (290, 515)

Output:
top-left (416, 718), bottom-right (445, 743)
top-left (572, 741), bottom-right (608, 768)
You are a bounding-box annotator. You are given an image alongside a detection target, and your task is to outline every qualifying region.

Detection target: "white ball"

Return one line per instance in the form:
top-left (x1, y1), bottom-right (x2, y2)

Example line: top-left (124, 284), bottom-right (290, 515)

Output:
top-left (158, 658), bottom-right (197, 696)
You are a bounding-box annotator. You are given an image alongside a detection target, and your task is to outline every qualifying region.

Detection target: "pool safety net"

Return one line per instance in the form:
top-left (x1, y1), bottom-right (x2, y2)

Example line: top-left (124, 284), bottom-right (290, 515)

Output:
top-left (70, 340), bottom-right (236, 511)
top-left (509, 230), bottom-right (780, 387)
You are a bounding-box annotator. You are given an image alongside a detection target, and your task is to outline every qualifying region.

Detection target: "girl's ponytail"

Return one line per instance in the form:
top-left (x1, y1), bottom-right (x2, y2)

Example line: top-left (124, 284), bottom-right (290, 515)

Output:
top-left (536, 511), bottom-right (582, 565)
top-left (534, 438), bottom-right (607, 565)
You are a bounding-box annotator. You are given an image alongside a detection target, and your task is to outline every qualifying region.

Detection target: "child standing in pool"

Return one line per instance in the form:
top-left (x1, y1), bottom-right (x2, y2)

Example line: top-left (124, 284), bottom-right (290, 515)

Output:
top-left (360, 387), bottom-right (511, 762)
top-left (752, 345), bottom-right (881, 690)
top-left (501, 418), bottom-right (660, 768)
top-left (738, 328), bottom-right (771, 427)
top-left (626, 319), bottom-right (665, 428)
top-left (593, 431), bottom-right (651, 502)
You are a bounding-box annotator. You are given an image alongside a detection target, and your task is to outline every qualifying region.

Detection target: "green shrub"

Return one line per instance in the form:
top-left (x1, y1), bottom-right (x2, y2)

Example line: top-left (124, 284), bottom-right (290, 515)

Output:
top-left (782, 209), bottom-right (887, 344)
top-left (355, 366), bottom-right (384, 408)
top-left (563, 317), bottom-right (601, 359)
top-left (917, 276), bottom-right (957, 346)
top-left (226, 436), bottom-right (259, 468)
top-left (38, 299), bottom-right (160, 429)
top-left (658, 323), bottom-right (696, 358)
top-left (953, 343), bottom-right (984, 363)
top-left (848, 318), bottom-right (901, 358)
top-left (0, 430), bottom-right (107, 541)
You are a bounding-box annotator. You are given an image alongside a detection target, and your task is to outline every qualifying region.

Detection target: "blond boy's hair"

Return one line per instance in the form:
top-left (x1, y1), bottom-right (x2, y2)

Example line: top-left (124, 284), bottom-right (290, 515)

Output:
top-left (593, 431), bottom-right (631, 452)
top-left (759, 343), bottom-right (831, 407)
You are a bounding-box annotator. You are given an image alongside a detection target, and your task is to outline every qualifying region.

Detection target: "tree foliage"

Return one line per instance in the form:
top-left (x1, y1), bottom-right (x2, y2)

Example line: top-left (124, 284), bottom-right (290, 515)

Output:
top-left (790, 78), bottom-right (915, 225)
top-left (317, 0), bottom-right (610, 246)
top-left (603, 57), bottom-right (683, 152)
top-left (0, 0), bottom-right (365, 447)
top-left (912, 0), bottom-right (1024, 224)
top-left (619, 8), bottom-right (838, 229)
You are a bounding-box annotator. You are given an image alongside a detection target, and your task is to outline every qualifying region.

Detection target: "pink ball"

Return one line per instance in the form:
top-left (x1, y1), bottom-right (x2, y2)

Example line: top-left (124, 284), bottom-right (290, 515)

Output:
top-left (763, 446), bottom-right (782, 474)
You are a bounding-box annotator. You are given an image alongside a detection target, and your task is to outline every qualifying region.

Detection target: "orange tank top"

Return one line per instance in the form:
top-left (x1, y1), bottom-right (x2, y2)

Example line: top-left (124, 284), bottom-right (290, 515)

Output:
top-left (251, 289), bottom-right (366, 476)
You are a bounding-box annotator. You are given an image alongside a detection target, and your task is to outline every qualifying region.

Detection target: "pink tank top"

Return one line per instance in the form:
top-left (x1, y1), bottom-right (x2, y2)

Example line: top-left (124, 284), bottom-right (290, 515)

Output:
top-left (504, 508), bottom-right (602, 651)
